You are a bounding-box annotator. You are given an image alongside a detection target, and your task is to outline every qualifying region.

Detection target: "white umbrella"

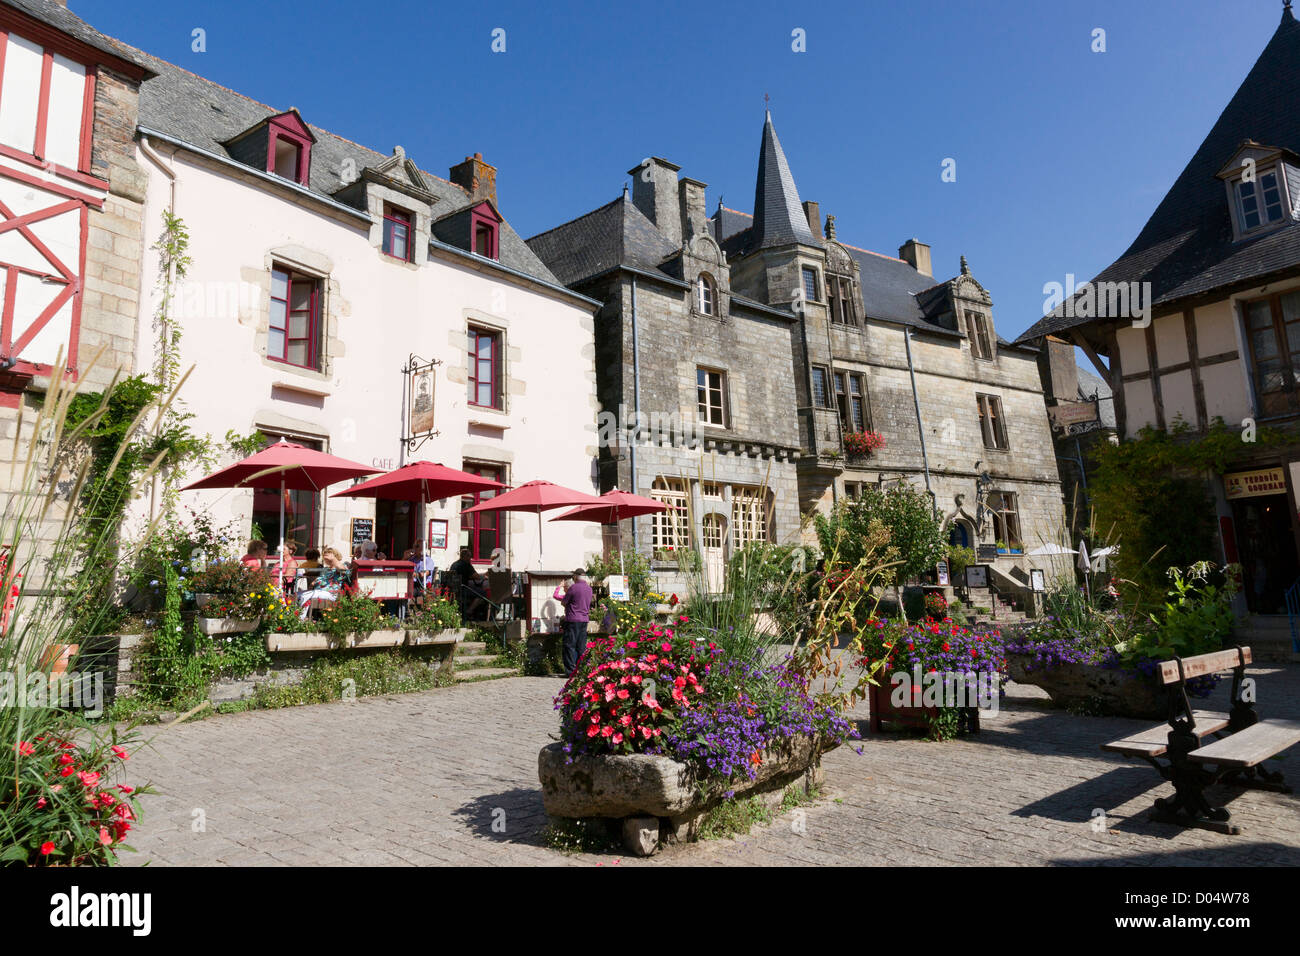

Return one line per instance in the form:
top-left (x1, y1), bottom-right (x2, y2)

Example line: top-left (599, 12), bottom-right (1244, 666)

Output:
top-left (1076, 540), bottom-right (1092, 571)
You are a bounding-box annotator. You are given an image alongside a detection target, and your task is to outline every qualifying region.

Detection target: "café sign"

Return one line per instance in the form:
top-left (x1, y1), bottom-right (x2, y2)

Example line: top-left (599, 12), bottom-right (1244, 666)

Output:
top-left (1224, 467), bottom-right (1287, 500)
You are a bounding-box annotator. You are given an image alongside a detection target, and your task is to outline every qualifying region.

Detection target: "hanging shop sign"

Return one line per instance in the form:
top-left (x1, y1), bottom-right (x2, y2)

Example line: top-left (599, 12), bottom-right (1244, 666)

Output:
top-left (1223, 467), bottom-right (1287, 500)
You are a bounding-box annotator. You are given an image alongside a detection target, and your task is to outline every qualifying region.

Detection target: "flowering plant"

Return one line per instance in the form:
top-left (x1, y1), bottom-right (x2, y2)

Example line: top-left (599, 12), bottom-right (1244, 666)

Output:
top-left (923, 592), bottom-right (948, 620)
top-left (189, 560), bottom-right (274, 620)
top-left (857, 617), bottom-right (1007, 681)
top-left (555, 620), bottom-right (717, 756)
top-left (407, 591), bottom-right (461, 633)
top-left (2, 733), bottom-right (152, 866)
top-left (843, 430), bottom-right (886, 456)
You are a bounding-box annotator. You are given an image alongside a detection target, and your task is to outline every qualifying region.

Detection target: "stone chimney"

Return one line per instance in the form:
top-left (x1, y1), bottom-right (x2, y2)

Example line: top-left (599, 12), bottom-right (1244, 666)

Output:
top-left (802, 201), bottom-right (823, 240)
top-left (627, 157), bottom-right (682, 247)
top-left (678, 178), bottom-right (708, 243)
top-left (898, 238), bottom-right (932, 278)
top-left (450, 152), bottom-right (498, 205)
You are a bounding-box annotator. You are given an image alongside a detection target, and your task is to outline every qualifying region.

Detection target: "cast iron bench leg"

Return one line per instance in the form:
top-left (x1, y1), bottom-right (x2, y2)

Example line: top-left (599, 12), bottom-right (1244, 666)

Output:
top-left (1150, 728), bottom-right (1241, 835)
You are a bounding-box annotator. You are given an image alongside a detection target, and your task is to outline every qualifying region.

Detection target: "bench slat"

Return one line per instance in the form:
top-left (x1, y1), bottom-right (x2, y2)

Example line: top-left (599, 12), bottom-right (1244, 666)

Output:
top-left (1158, 647), bottom-right (1251, 685)
top-left (1102, 711), bottom-right (1230, 758)
top-left (1186, 719), bottom-right (1300, 769)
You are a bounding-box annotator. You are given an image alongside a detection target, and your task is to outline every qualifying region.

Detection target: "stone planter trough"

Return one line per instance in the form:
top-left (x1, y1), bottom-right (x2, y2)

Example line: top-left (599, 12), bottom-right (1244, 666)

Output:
top-left (538, 733), bottom-right (833, 857)
top-left (196, 616), bottom-right (260, 636)
top-left (1006, 652), bottom-right (1166, 719)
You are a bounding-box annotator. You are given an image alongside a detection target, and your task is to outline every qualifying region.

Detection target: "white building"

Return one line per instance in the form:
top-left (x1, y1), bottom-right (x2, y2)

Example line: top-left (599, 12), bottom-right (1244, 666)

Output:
top-left (123, 49), bottom-right (601, 572)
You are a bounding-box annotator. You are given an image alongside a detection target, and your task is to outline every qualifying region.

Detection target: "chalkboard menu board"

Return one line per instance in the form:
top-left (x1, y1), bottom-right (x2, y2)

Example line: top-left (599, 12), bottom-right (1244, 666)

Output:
top-left (350, 517), bottom-right (374, 553)
top-left (976, 544), bottom-right (998, 563)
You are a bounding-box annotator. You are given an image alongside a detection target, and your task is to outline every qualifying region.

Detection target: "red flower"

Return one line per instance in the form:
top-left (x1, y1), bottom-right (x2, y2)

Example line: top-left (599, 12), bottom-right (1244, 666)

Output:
top-left (40, 841), bottom-right (55, 856)
top-left (750, 751), bottom-right (762, 765)
top-left (16, 741), bottom-right (33, 757)
top-left (36, 797), bottom-right (47, 809)
top-left (59, 766), bottom-right (74, 777)
top-left (587, 725), bottom-right (600, 738)
top-left (57, 753), bottom-right (74, 766)
top-left (98, 827), bottom-right (112, 846)
top-left (111, 746), bottom-right (129, 761)
top-left (77, 771), bottom-right (100, 788)
top-left (941, 643), bottom-right (951, 653)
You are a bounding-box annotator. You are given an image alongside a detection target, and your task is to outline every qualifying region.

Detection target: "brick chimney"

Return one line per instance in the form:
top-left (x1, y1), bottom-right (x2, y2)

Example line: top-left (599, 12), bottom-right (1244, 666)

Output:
top-left (450, 152), bottom-right (497, 205)
top-left (678, 177), bottom-right (708, 242)
top-left (802, 201), bottom-right (823, 240)
top-left (898, 238), bottom-right (932, 278)
top-left (627, 157), bottom-right (681, 247)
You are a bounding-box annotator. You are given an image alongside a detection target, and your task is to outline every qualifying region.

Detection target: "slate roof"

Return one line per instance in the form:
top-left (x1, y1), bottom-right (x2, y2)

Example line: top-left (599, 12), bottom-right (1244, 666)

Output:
top-left (5, 0), bottom-right (150, 71)
top-left (745, 111), bottom-right (819, 252)
top-left (846, 244), bottom-right (947, 332)
top-left (525, 195), bottom-right (678, 287)
top-left (1016, 7), bottom-right (1300, 344)
top-left (92, 35), bottom-right (558, 284)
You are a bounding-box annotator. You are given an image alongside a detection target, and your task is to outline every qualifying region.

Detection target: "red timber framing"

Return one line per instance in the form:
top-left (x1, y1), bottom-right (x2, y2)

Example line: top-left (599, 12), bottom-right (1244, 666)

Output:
top-left (0, 8), bottom-right (144, 393)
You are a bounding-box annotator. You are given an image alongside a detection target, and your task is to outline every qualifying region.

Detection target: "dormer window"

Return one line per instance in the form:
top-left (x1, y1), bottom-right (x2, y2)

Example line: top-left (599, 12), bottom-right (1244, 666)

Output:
top-left (695, 274), bottom-right (716, 315)
top-left (827, 274), bottom-right (858, 326)
top-left (1217, 143), bottom-right (1298, 241)
top-left (965, 310), bottom-right (995, 360)
top-left (263, 111), bottom-right (314, 187)
top-left (469, 202), bottom-right (501, 260)
top-left (1235, 171), bottom-right (1285, 232)
top-left (383, 205), bottom-right (413, 261)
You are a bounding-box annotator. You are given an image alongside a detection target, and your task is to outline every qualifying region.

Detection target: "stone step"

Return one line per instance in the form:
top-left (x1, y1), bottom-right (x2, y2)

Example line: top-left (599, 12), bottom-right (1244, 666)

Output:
top-left (454, 654), bottom-right (506, 669)
top-left (456, 641), bottom-right (488, 654)
top-left (452, 667), bottom-right (519, 682)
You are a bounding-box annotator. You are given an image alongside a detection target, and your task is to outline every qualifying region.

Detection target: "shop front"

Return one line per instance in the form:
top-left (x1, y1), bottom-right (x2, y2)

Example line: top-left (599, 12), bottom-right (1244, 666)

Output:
top-left (1221, 465), bottom-right (1300, 614)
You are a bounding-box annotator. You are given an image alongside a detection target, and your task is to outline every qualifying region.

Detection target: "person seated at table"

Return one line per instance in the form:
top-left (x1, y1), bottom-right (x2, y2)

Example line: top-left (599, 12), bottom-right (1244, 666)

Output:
top-left (301, 547), bottom-right (321, 570)
top-left (298, 547), bottom-right (348, 619)
top-left (279, 539), bottom-right (302, 593)
top-left (449, 546), bottom-right (488, 619)
top-left (240, 539), bottom-right (268, 568)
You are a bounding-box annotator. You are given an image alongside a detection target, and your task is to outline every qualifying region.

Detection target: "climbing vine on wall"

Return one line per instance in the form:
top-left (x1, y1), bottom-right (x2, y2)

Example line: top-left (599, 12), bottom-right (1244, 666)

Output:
top-left (1086, 416), bottom-right (1287, 605)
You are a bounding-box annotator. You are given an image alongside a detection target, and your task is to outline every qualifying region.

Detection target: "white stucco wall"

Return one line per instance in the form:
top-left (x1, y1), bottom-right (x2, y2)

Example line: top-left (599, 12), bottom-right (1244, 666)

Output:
top-left (127, 146), bottom-right (601, 572)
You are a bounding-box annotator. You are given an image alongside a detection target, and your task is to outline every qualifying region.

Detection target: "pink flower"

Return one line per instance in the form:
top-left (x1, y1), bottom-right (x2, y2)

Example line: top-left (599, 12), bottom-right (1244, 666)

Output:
top-left (77, 771), bottom-right (100, 788)
top-left (16, 741), bottom-right (34, 757)
top-left (98, 827), bottom-right (112, 846)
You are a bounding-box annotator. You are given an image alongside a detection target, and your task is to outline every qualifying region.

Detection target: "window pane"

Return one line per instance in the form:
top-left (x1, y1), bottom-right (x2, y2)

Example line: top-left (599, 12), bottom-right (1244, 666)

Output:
top-left (1253, 328), bottom-right (1279, 360)
top-left (288, 312), bottom-right (308, 339)
top-left (802, 268), bottom-right (817, 301)
top-left (287, 340), bottom-right (308, 366)
top-left (1239, 182), bottom-right (1261, 229)
top-left (271, 269), bottom-right (289, 300)
top-left (1262, 173), bottom-right (1283, 222)
top-left (1286, 322), bottom-right (1300, 355)
top-left (268, 328), bottom-right (285, 358)
top-left (269, 299), bottom-right (287, 331)
top-left (1281, 292), bottom-right (1300, 324)
top-left (477, 382), bottom-right (492, 405)
top-left (478, 335), bottom-right (494, 359)
top-left (811, 367), bottom-right (827, 406)
top-left (1248, 300), bottom-right (1273, 330)
top-left (290, 282), bottom-right (312, 311)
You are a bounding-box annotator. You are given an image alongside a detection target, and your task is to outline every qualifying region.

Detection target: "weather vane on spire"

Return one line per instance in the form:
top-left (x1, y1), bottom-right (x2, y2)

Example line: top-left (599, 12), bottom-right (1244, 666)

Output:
top-left (764, 92), bottom-right (770, 112)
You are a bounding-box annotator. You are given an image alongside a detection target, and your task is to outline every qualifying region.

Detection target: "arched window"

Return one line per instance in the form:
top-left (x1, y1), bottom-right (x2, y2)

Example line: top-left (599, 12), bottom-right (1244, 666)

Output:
top-left (695, 274), bottom-right (715, 315)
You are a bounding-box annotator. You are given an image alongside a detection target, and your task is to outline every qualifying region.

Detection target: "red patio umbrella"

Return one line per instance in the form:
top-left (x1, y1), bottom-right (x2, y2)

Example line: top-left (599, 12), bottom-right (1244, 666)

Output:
top-left (462, 480), bottom-right (601, 567)
top-left (330, 461), bottom-right (507, 558)
top-left (183, 439), bottom-right (378, 574)
top-left (549, 490), bottom-right (667, 574)
top-left (329, 461), bottom-right (504, 503)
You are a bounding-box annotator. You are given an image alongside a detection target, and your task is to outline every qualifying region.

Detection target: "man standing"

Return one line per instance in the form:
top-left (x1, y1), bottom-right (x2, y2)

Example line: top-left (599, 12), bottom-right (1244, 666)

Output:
top-left (560, 568), bottom-right (593, 674)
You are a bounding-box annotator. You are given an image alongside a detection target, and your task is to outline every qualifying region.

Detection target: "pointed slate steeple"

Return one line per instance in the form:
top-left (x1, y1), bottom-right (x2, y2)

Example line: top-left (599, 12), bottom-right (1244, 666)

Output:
top-left (750, 111), bottom-right (818, 250)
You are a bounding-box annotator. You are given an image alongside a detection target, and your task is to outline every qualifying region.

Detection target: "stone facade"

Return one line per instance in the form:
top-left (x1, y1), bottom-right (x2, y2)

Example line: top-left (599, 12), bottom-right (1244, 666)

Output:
top-left (531, 113), bottom-right (1066, 596)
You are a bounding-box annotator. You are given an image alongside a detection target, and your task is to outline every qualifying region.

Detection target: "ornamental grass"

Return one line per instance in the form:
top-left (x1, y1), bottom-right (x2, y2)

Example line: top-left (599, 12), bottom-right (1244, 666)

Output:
top-left (1, 349), bottom-right (159, 865)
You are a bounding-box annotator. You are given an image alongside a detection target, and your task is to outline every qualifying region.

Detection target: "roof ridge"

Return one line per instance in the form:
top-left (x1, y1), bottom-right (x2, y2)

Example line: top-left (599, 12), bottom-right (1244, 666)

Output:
top-left (525, 195), bottom-right (625, 242)
top-left (841, 241), bottom-right (906, 264)
top-left (720, 206), bottom-right (752, 217)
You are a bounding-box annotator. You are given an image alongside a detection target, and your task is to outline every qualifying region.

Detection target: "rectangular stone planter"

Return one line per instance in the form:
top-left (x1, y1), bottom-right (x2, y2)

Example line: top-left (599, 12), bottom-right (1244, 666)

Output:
top-left (405, 628), bottom-right (466, 647)
top-left (351, 628), bottom-right (406, 648)
top-left (196, 616), bottom-right (260, 636)
top-left (265, 631), bottom-right (339, 652)
top-left (538, 733), bottom-right (830, 854)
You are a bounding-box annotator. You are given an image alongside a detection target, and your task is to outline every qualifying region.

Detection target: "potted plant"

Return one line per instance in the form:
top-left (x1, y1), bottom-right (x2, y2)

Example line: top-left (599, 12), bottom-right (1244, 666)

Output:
top-left (857, 617), bottom-right (1007, 739)
top-left (405, 590), bottom-right (464, 645)
top-left (843, 430), bottom-right (886, 458)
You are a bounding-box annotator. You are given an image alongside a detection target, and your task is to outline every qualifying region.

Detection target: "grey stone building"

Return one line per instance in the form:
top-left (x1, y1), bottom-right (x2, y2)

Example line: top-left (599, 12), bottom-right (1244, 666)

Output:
top-left (529, 111), bottom-right (1067, 596)
top-left (527, 163), bottom-right (804, 590)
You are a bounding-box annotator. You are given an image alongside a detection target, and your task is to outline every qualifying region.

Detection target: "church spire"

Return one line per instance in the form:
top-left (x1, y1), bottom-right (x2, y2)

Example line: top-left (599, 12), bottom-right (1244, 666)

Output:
top-left (750, 110), bottom-right (817, 250)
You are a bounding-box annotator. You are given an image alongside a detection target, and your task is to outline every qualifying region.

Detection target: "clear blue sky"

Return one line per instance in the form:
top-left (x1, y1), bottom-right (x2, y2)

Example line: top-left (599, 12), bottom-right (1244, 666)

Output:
top-left (77, 0), bottom-right (1283, 340)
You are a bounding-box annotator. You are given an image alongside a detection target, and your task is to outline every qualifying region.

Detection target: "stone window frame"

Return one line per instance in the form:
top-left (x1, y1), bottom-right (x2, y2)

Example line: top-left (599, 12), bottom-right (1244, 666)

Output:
top-left (827, 273), bottom-right (859, 326)
top-left (467, 323), bottom-right (505, 411)
top-left (987, 491), bottom-right (1022, 551)
top-left (1228, 164), bottom-right (1289, 239)
top-left (381, 203), bottom-right (414, 261)
top-left (252, 247), bottom-right (340, 383)
top-left (695, 272), bottom-right (716, 315)
top-left (810, 364), bottom-right (832, 408)
top-left (801, 265), bottom-right (820, 303)
top-left (976, 392), bottom-right (1009, 450)
top-left (965, 310), bottom-right (995, 361)
top-left (696, 365), bottom-right (729, 428)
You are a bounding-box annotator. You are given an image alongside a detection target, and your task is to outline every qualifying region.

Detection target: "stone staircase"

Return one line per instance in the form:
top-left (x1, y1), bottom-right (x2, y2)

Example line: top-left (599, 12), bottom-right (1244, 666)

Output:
top-left (1231, 614), bottom-right (1300, 664)
top-left (450, 640), bottom-right (520, 682)
top-left (962, 587), bottom-right (1029, 627)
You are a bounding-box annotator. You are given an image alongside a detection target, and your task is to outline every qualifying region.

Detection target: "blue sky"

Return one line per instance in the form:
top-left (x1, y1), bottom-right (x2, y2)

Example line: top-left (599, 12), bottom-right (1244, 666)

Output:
top-left (78, 0), bottom-right (1283, 340)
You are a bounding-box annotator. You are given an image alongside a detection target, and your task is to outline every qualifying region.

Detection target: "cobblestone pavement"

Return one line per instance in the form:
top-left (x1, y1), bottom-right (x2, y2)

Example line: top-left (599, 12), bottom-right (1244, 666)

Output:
top-left (123, 664), bottom-right (1300, 866)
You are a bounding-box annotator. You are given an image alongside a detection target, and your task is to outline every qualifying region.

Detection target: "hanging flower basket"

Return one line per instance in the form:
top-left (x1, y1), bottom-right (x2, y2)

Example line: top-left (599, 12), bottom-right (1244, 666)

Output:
top-left (843, 430), bottom-right (886, 457)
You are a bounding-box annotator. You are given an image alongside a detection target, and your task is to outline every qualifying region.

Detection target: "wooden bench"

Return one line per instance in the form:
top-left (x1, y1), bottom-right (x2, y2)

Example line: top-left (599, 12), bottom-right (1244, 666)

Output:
top-left (1102, 646), bottom-right (1300, 834)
